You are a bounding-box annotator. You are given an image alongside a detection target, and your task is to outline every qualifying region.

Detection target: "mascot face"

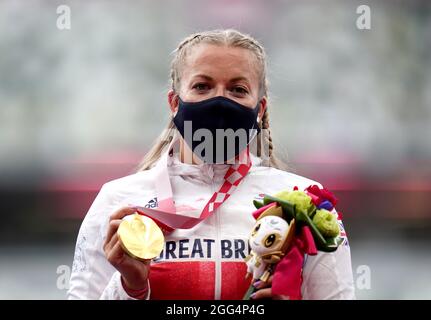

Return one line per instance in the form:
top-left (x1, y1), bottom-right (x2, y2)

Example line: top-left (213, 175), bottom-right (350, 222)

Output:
top-left (249, 215), bottom-right (290, 256)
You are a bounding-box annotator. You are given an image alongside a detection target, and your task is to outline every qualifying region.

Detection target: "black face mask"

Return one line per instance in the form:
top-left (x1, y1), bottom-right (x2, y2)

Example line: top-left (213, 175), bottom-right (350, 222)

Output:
top-left (173, 96), bottom-right (261, 164)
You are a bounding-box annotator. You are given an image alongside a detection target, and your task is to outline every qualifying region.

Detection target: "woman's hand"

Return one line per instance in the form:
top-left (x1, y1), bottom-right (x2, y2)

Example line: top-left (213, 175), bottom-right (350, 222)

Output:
top-left (103, 206), bottom-right (151, 291)
top-left (250, 276), bottom-right (290, 300)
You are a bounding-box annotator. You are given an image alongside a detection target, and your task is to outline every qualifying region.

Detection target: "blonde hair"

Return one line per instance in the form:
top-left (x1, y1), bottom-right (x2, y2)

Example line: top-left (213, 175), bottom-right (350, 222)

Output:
top-left (136, 29), bottom-right (287, 171)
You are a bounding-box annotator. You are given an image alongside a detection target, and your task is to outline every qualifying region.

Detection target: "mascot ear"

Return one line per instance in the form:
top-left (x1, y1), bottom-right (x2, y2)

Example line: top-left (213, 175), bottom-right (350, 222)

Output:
top-left (256, 204), bottom-right (284, 221)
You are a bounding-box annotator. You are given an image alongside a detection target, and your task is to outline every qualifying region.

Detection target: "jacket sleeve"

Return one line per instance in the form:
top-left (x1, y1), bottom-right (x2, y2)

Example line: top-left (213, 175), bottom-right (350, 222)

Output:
top-left (67, 183), bottom-right (150, 300)
top-left (99, 272), bottom-right (151, 300)
top-left (301, 213), bottom-right (356, 300)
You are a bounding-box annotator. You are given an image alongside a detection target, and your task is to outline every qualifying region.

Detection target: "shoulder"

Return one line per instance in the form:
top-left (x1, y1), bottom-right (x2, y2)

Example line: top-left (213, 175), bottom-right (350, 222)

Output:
top-left (101, 166), bottom-right (158, 195)
top-left (81, 166), bottom-right (159, 232)
top-left (85, 166), bottom-right (159, 216)
top-left (249, 165), bottom-right (323, 190)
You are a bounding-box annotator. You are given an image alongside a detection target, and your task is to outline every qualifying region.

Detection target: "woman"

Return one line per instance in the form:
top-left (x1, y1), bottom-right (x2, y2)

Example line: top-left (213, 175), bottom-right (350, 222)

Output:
top-left (67, 29), bottom-right (355, 300)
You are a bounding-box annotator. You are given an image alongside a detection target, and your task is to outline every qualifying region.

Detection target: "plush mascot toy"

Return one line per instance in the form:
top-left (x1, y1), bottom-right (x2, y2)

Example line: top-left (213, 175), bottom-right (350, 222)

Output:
top-left (243, 185), bottom-right (343, 300)
top-left (245, 208), bottom-right (295, 283)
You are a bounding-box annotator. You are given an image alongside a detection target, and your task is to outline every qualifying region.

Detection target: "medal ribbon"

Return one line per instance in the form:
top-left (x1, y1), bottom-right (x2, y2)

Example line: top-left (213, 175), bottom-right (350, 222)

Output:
top-left (131, 135), bottom-right (252, 234)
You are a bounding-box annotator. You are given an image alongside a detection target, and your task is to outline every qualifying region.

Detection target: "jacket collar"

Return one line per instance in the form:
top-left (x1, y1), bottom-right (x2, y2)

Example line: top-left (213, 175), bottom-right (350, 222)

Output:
top-left (166, 151), bottom-right (262, 184)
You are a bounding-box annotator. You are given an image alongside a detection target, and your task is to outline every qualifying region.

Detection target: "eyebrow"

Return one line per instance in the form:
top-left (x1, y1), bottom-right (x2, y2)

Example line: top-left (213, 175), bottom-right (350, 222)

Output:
top-left (191, 74), bottom-right (250, 83)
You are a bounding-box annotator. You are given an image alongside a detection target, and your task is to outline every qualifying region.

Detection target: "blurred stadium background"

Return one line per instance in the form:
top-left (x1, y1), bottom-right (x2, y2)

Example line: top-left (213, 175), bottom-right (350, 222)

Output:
top-left (0, 0), bottom-right (430, 299)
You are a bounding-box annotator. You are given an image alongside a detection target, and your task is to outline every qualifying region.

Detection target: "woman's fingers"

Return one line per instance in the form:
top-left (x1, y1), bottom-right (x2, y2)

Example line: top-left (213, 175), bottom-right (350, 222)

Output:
top-left (253, 275), bottom-right (273, 290)
top-left (109, 206), bottom-right (137, 222)
top-left (104, 206), bottom-right (136, 251)
top-left (106, 232), bottom-right (120, 253)
top-left (107, 238), bottom-right (125, 264)
top-left (251, 287), bottom-right (272, 300)
top-left (104, 220), bottom-right (122, 248)
top-left (251, 276), bottom-right (290, 300)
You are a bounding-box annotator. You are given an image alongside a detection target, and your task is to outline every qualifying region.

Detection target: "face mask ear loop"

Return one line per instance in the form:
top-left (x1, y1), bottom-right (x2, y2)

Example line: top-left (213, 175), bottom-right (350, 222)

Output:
top-left (171, 93), bottom-right (181, 117)
top-left (256, 98), bottom-right (263, 122)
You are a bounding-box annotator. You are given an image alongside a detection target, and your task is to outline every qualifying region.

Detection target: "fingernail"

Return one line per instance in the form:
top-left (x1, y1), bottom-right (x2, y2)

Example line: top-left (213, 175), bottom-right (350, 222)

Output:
top-left (250, 293), bottom-right (256, 299)
top-left (253, 281), bottom-right (262, 288)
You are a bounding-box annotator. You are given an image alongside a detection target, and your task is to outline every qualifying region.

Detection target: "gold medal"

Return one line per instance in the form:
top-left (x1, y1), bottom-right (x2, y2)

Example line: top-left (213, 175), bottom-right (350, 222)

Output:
top-left (117, 213), bottom-right (165, 261)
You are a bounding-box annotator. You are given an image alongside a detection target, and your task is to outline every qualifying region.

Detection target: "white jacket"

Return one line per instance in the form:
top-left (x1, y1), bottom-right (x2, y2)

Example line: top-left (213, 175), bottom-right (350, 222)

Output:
top-left (67, 151), bottom-right (355, 300)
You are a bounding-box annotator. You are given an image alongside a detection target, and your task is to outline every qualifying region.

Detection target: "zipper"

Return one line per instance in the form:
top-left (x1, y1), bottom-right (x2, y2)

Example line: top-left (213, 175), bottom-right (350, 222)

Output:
top-left (213, 180), bottom-right (222, 300)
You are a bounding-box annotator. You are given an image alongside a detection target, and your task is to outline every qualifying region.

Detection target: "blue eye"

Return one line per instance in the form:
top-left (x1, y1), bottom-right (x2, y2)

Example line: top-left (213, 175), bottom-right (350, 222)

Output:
top-left (231, 86), bottom-right (248, 95)
top-left (193, 83), bottom-right (209, 91)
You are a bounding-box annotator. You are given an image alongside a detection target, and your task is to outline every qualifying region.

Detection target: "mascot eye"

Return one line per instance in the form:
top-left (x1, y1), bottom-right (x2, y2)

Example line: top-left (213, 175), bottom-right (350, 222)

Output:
top-left (251, 223), bottom-right (261, 237)
top-left (263, 233), bottom-right (277, 248)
